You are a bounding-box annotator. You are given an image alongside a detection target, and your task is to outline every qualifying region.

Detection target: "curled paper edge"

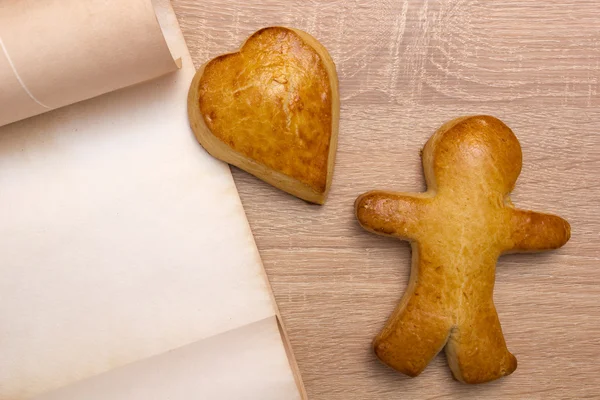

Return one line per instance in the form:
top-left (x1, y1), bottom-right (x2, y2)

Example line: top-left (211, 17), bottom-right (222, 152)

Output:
top-left (0, 0), bottom-right (182, 128)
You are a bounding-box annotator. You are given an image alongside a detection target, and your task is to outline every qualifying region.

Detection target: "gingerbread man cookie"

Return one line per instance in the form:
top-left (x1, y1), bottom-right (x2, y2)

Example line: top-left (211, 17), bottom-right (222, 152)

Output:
top-left (355, 116), bottom-right (570, 384)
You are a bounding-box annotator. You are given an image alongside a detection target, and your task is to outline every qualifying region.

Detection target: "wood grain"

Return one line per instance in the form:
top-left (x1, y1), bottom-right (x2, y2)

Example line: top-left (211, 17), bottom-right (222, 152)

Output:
top-left (173, 1), bottom-right (600, 398)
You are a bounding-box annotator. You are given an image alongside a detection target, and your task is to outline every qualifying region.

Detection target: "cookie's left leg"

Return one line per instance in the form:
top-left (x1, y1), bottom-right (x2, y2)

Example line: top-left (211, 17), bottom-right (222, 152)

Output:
top-left (445, 303), bottom-right (517, 384)
top-left (373, 293), bottom-right (452, 377)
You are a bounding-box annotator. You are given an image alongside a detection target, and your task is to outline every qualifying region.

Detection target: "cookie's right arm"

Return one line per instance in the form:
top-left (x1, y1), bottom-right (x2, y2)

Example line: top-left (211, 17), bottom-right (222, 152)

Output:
top-left (506, 209), bottom-right (571, 252)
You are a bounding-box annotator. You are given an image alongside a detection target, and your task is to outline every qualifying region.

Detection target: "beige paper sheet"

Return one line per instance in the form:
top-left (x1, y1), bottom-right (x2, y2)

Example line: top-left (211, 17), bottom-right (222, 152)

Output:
top-left (0, 1), bottom-right (302, 399)
top-left (0, 0), bottom-right (181, 127)
top-left (35, 317), bottom-right (301, 400)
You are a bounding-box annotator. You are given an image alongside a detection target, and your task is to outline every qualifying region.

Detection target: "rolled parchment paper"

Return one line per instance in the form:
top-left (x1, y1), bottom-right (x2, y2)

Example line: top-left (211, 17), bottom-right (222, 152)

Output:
top-left (0, 0), bottom-right (181, 127)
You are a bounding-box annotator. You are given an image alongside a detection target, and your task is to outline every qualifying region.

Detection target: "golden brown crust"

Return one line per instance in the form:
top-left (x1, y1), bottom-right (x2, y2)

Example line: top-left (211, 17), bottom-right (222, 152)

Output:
top-left (355, 115), bottom-right (570, 383)
top-left (187, 27), bottom-right (339, 204)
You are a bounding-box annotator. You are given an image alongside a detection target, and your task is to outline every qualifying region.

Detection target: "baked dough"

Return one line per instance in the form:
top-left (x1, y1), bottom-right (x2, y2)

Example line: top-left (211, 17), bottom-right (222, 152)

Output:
top-left (355, 115), bottom-right (571, 383)
top-left (187, 27), bottom-right (339, 204)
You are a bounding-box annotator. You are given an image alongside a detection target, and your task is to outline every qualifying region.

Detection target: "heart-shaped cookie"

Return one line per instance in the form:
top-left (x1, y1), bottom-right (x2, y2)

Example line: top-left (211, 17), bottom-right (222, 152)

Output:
top-left (187, 27), bottom-right (339, 204)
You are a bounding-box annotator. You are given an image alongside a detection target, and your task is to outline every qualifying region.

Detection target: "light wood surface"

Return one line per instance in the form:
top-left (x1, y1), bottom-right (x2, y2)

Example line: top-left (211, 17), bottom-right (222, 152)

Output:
top-left (173, 1), bottom-right (600, 398)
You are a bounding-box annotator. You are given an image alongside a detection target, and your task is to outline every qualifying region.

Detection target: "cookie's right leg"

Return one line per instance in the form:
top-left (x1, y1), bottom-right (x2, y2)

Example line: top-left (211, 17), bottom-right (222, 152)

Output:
top-left (445, 303), bottom-right (517, 383)
top-left (373, 294), bottom-right (452, 377)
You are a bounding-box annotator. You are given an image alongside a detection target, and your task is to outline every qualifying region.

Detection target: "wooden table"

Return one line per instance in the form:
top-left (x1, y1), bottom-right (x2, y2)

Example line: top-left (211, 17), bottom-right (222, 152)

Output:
top-left (174, 1), bottom-right (600, 398)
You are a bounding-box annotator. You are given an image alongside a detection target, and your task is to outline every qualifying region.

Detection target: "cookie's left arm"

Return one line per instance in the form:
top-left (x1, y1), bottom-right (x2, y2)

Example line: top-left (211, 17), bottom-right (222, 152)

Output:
top-left (354, 191), bottom-right (428, 241)
top-left (507, 209), bottom-right (571, 252)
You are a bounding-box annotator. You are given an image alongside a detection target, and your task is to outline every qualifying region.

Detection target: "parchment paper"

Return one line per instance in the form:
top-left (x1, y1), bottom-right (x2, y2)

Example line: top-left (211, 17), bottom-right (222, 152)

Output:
top-left (35, 317), bottom-right (301, 400)
top-left (0, 0), bottom-right (181, 127)
top-left (0, 1), bottom-right (303, 398)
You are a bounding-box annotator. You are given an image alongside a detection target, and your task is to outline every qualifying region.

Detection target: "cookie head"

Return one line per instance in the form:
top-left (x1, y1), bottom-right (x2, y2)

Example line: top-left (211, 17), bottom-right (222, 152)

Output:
top-left (424, 116), bottom-right (523, 195)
